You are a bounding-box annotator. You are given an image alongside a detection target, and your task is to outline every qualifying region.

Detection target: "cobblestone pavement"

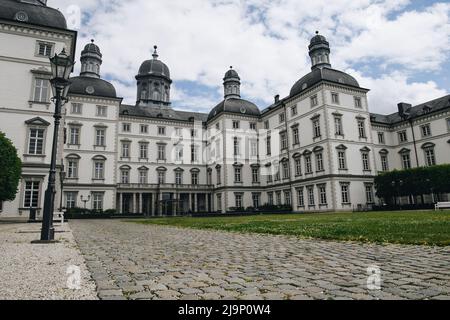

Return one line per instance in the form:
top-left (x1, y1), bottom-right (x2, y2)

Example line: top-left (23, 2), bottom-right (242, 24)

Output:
top-left (70, 220), bottom-right (450, 300)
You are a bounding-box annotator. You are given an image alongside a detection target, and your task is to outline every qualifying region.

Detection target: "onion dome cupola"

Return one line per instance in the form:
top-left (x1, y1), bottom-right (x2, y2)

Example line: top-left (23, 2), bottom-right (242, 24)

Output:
top-left (223, 66), bottom-right (241, 100)
top-left (68, 40), bottom-right (117, 98)
top-left (80, 39), bottom-right (102, 78)
top-left (208, 67), bottom-right (260, 122)
top-left (309, 31), bottom-right (331, 70)
top-left (136, 46), bottom-right (172, 106)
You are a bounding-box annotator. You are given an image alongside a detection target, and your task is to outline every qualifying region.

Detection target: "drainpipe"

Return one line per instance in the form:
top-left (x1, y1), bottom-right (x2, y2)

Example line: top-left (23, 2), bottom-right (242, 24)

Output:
top-left (408, 118), bottom-right (420, 168)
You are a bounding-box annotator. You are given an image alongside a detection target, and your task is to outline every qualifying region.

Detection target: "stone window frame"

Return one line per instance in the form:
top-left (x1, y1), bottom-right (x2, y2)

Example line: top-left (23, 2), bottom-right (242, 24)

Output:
top-left (92, 155), bottom-right (107, 181)
top-left (340, 182), bottom-right (351, 205)
top-left (379, 149), bottom-right (390, 172)
top-left (421, 142), bottom-right (437, 167)
top-left (138, 166), bottom-right (149, 184)
top-left (336, 144), bottom-right (348, 171)
top-left (68, 123), bottom-right (82, 146)
top-left (94, 124), bottom-right (107, 148)
top-left (71, 103), bottom-right (83, 115)
top-left (20, 176), bottom-right (44, 210)
top-left (35, 41), bottom-right (55, 58)
top-left (364, 182), bottom-right (375, 205)
top-left (66, 153), bottom-right (81, 180)
top-left (91, 191), bottom-right (105, 211)
top-left (360, 146), bottom-right (372, 172)
top-left (296, 187), bottom-right (305, 208)
top-left (332, 112), bottom-right (344, 137)
top-left (96, 105), bottom-right (108, 118)
top-left (317, 183), bottom-right (328, 206)
top-left (420, 123), bottom-right (432, 138)
top-left (399, 148), bottom-right (412, 170)
top-left (24, 117), bottom-right (50, 157)
top-left (121, 140), bottom-right (132, 159)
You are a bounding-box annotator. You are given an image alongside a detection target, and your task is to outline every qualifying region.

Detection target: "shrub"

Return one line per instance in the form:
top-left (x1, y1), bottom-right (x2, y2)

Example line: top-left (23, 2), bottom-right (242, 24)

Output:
top-left (0, 131), bottom-right (22, 202)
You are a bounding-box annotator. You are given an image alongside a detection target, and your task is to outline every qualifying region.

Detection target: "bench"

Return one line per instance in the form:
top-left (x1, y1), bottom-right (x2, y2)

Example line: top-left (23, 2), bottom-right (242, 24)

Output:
top-left (53, 211), bottom-right (65, 227)
top-left (435, 202), bottom-right (450, 211)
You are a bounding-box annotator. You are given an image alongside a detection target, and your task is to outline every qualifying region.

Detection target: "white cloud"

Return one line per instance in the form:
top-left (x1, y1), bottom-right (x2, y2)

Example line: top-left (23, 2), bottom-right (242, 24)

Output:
top-left (48, 0), bottom-right (450, 114)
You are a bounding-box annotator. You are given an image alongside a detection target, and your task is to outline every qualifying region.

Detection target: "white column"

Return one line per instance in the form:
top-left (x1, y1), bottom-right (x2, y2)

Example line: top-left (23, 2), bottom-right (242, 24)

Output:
top-left (139, 193), bottom-right (143, 214)
top-left (194, 193), bottom-right (198, 213)
top-left (119, 193), bottom-right (123, 214)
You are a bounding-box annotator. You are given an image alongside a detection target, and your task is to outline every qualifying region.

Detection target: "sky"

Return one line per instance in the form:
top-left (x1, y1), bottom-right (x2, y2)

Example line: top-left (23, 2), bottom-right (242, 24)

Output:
top-left (47, 0), bottom-right (450, 115)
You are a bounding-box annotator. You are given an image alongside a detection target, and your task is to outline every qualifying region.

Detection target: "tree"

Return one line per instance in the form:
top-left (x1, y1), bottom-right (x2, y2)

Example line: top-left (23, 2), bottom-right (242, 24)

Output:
top-left (0, 131), bottom-right (21, 202)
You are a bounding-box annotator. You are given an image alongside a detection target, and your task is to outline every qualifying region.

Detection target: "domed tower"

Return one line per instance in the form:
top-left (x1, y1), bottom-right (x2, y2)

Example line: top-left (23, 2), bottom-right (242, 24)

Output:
top-left (223, 66), bottom-right (241, 100)
top-left (136, 46), bottom-right (172, 106)
top-left (80, 39), bottom-right (102, 78)
top-left (309, 31), bottom-right (331, 70)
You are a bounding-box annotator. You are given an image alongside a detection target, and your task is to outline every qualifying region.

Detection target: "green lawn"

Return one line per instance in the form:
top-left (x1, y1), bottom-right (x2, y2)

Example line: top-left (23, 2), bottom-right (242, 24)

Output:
top-left (131, 211), bottom-right (450, 246)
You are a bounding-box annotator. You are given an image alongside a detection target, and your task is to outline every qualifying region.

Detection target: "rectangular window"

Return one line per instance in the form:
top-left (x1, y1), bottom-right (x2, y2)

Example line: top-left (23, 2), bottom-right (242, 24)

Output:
top-left (28, 128), bottom-right (45, 155)
top-left (276, 192), bottom-right (282, 205)
top-left (175, 172), bottom-right (183, 185)
top-left (96, 105), bottom-right (107, 117)
top-left (307, 186), bottom-right (315, 206)
top-left (175, 146), bottom-right (183, 162)
top-left (95, 129), bottom-right (106, 147)
top-left (310, 95), bottom-right (318, 107)
top-left (175, 127), bottom-right (182, 137)
top-left (295, 158), bottom-right (302, 176)
top-left (316, 153), bottom-right (324, 172)
top-left (338, 151), bottom-right (347, 170)
top-left (215, 123), bottom-right (220, 131)
top-left (158, 127), bottom-right (166, 136)
top-left (235, 194), bottom-right (243, 208)
top-left (279, 112), bottom-right (285, 123)
top-left (191, 129), bottom-right (197, 137)
top-left (362, 153), bottom-right (370, 171)
top-left (216, 168), bottom-right (221, 185)
top-left (191, 145), bottom-right (199, 162)
top-left (292, 127), bottom-right (300, 145)
top-left (122, 123), bottom-right (131, 133)
top-left (398, 131), bottom-right (408, 143)
top-left (252, 168), bottom-right (259, 183)
top-left (264, 121), bottom-right (269, 130)
top-left (217, 194), bottom-right (222, 211)
top-left (280, 132), bottom-right (288, 150)
top-left (284, 191), bottom-right (291, 206)
top-left (250, 140), bottom-right (258, 157)
top-left (268, 192), bottom-right (274, 205)
top-left (139, 170), bottom-right (148, 184)
top-left (67, 159), bottom-right (78, 179)
top-left (335, 117), bottom-right (343, 136)
top-left (24, 181), bottom-right (40, 208)
top-left (267, 173), bottom-right (273, 184)
top-left (232, 121), bottom-right (240, 129)
top-left (250, 122), bottom-right (257, 130)
top-left (331, 92), bottom-right (340, 104)
top-left (122, 143), bottom-right (130, 158)
top-left (252, 194), bottom-right (260, 208)
top-left (378, 132), bottom-right (385, 144)
top-left (140, 125), bottom-right (148, 134)
top-left (313, 119), bottom-right (321, 138)
top-left (158, 171), bottom-right (165, 184)
top-left (358, 120), bottom-right (366, 138)
top-left (282, 161), bottom-right (290, 179)
top-left (38, 42), bottom-right (53, 57)
top-left (318, 184), bottom-right (327, 205)
top-left (421, 124), bottom-right (431, 137)
top-left (381, 155), bottom-right (389, 172)
top-left (305, 156), bottom-right (312, 174)
top-left (94, 161), bottom-right (104, 179)
top-left (266, 136), bottom-right (272, 155)
top-left (191, 172), bottom-right (199, 185)
top-left (402, 154), bottom-right (411, 170)
top-left (140, 143), bottom-right (148, 159)
top-left (158, 144), bottom-right (166, 160)
top-left (297, 188), bottom-right (304, 207)
top-left (233, 138), bottom-right (240, 156)
top-left (71, 103), bottom-right (82, 114)
top-left (34, 78), bottom-right (49, 102)
top-left (121, 170), bottom-right (130, 184)
top-left (291, 106), bottom-right (298, 116)
top-left (424, 149), bottom-right (436, 166)
top-left (341, 184), bottom-right (350, 204)
top-left (365, 184), bottom-right (374, 204)
top-left (354, 97), bottom-right (362, 108)
top-left (234, 167), bottom-right (242, 183)
top-left (69, 127), bottom-right (80, 145)
top-left (92, 193), bottom-right (104, 211)
top-left (65, 192), bottom-right (77, 209)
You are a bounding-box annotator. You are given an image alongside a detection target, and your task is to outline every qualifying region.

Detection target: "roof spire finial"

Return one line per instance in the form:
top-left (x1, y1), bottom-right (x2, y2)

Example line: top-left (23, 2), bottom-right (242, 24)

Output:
top-left (152, 45), bottom-right (158, 59)
top-left (230, 66), bottom-right (233, 69)
top-left (91, 39), bottom-right (95, 43)
top-left (315, 30), bottom-right (319, 35)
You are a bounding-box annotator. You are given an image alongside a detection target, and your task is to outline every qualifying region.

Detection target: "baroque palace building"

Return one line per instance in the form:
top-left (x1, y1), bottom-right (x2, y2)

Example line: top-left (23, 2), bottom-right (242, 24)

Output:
top-left (1, 0), bottom-right (450, 218)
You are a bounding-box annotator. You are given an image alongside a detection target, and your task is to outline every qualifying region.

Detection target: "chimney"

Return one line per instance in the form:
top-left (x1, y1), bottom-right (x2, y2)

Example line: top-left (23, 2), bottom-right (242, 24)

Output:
top-left (274, 95), bottom-right (280, 104)
top-left (398, 102), bottom-right (412, 118)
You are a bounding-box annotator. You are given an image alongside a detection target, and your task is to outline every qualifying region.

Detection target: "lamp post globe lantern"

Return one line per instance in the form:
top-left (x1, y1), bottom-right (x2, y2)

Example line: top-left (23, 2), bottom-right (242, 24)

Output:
top-left (39, 48), bottom-right (74, 242)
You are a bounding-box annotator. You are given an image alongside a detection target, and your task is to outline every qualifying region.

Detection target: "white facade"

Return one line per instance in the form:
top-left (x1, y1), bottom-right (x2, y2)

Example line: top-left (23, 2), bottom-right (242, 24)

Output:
top-left (1, 1), bottom-right (449, 218)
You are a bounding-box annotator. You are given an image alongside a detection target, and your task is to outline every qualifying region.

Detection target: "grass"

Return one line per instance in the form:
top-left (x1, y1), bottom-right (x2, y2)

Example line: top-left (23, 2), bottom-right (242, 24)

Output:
top-left (130, 211), bottom-right (450, 246)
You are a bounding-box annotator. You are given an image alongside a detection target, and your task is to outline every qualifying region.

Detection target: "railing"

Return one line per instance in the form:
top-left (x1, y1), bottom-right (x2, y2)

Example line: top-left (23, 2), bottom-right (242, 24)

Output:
top-left (117, 183), bottom-right (214, 190)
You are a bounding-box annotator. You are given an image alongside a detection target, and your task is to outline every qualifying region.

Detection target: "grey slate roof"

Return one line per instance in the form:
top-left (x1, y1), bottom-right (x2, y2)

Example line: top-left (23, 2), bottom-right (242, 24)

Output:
top-left (0, 0), bottom-right (67, 29)
top-left (290, 67), bottom-right (361, 97)
top-left (69, 77), bottom-right (117, 98)
top-left (120, 105), bottom-right (208, 123)
top-left (138, 59), bottom-right (171, 80)
top-left (370, 94), bottom-right (450, 125)
top-left (208, 98), bottom-right (261, 121)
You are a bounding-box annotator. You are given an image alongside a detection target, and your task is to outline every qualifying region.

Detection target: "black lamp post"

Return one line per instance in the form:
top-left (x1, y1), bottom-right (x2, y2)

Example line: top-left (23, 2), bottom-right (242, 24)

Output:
top-left (59, 163), bottom-right (66, 211)
top-left (39, 49), bottom-right (74, 242)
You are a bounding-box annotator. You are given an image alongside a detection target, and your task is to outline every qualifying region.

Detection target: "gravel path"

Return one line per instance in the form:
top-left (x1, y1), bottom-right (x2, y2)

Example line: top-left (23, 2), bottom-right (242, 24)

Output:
top-left (71, 220), bottom-right (450, 300)
top-left (0, 222), bottom-right (97, 300)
